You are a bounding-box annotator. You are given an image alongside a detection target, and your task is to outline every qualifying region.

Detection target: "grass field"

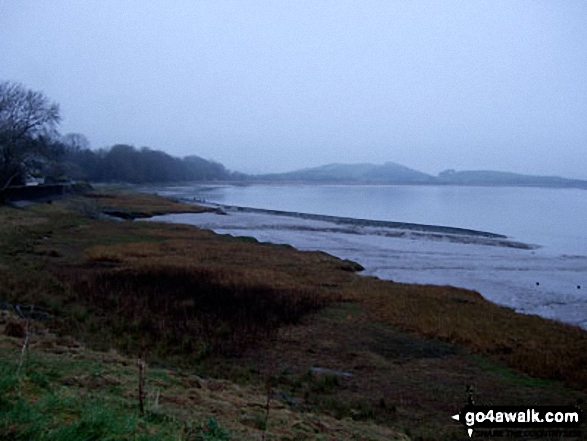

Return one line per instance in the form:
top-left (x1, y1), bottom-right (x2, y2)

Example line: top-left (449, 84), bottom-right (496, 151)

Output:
top-left (0, 191), bottom-right (585, 440)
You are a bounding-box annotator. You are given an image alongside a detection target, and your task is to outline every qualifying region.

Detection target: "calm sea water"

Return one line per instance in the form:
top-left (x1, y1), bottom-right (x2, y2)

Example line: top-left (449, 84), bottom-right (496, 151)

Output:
top-left (150, 183), bottom-right (587, 326)
top-left (185, 184), bottom-right (587, 256)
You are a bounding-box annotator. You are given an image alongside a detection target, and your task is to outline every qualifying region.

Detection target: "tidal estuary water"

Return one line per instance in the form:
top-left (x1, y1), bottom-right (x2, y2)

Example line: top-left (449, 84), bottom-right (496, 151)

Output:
top-left (147, 184), bottom-right (587, 329)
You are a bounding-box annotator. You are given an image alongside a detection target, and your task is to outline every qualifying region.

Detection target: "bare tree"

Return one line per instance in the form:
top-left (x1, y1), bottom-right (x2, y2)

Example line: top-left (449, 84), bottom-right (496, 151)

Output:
top-left (0, 81), bottom-right (61, 192)
top-left (62, 132), bottom-right (90, 153)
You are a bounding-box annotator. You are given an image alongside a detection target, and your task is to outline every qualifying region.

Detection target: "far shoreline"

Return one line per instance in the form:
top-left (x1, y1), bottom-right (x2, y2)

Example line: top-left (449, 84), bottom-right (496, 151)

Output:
top-left (139, 179), bottom-right (587, 190)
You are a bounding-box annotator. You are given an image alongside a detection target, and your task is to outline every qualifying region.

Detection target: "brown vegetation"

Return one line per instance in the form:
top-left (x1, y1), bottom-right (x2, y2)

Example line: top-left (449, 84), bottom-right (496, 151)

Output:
top-left (62, 202), bottom-right (587, 392)
top-left (1, 191), bottom-right (587, 439)
top-left (83, 190), bottom-right (212, 218)
top-left (53, 265), bottom-right (337, 358)
top-left (341, 278), bottom-right (587, 390)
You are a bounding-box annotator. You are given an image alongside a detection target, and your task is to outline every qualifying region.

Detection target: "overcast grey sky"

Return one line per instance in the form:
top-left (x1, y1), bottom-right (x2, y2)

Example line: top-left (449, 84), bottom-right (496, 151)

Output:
top-left (1, 1), bottom-right (586, 178)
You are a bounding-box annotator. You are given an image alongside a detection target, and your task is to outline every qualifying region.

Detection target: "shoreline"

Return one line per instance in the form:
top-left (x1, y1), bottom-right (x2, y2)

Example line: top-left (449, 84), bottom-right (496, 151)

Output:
top-left (147, 206), bottom-right (587, 329)
top-left (216, 204), bottom-right (507, 239)
top-left (4, 191), bottom-right (587, 440)
top-left (169, 200), bottom-right (536, 250)
top-left (142, 182), bottom-right (587, 255)
top-left (139, 179), bottom-right (587, 190)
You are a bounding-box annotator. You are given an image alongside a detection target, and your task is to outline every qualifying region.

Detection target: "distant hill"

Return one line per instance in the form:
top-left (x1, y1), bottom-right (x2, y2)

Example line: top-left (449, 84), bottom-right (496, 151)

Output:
top-left (437, 169), bottom-right (587, 189)
top-left (254, 163), bottom-right (587, 189)
top-left (256, 162), bottom-right (435, 184)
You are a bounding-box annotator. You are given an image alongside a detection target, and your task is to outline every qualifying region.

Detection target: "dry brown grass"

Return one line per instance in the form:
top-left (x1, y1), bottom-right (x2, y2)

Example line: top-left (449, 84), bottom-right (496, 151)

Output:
top-left (0, 329), bottom-right (411, 441)
top-left (65, 212), bottom-right (587, 392)
top-left (83, 191), bottom-right (212, 217)
top-left (342, 277), bottom-right (587, 390)
top-left (79, 212), bottom-right (359, 296)
top-left (2, 191), bottom-right (587, 439)
top-left (20, 191), bottom-right (583, 392)
top-left (53, 264), bottom-right (338, 359)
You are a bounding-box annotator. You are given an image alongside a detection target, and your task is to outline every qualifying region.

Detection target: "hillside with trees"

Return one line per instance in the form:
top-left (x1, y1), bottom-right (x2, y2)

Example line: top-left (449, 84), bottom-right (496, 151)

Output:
top-left (0, 81), bottom-right (62, 194)
top-left (4, 81), bottom-right (586, 192)
top-left (59, 140), bottom-right (242, 184)
top-left (256, 162), bottom-right (435, 184)
top-left (437, 169), bottom-right (587, 189)
top-left (0, 81), bottom-right (242, 193)
top-left (255, 162), bottom-right (587, 189)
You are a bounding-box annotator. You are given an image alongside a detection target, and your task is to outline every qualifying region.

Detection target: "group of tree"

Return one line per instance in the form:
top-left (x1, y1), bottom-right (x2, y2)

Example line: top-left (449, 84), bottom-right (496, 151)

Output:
top-left (0, 80), bottom-right (239, 198)
top-left (0, 81), bottom-right (61, 192)
top-left (59, 139), bottom-right (239, 184)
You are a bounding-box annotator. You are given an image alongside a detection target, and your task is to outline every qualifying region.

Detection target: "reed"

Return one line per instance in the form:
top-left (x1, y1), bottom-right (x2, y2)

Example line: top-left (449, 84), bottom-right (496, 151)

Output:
top-left (53, 264), bottom-right (337, 359)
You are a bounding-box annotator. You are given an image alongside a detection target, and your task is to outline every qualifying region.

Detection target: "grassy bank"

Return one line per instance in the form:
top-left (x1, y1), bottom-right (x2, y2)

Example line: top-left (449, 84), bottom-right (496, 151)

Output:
top-left (1, 191), bottom-right (585, 440)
